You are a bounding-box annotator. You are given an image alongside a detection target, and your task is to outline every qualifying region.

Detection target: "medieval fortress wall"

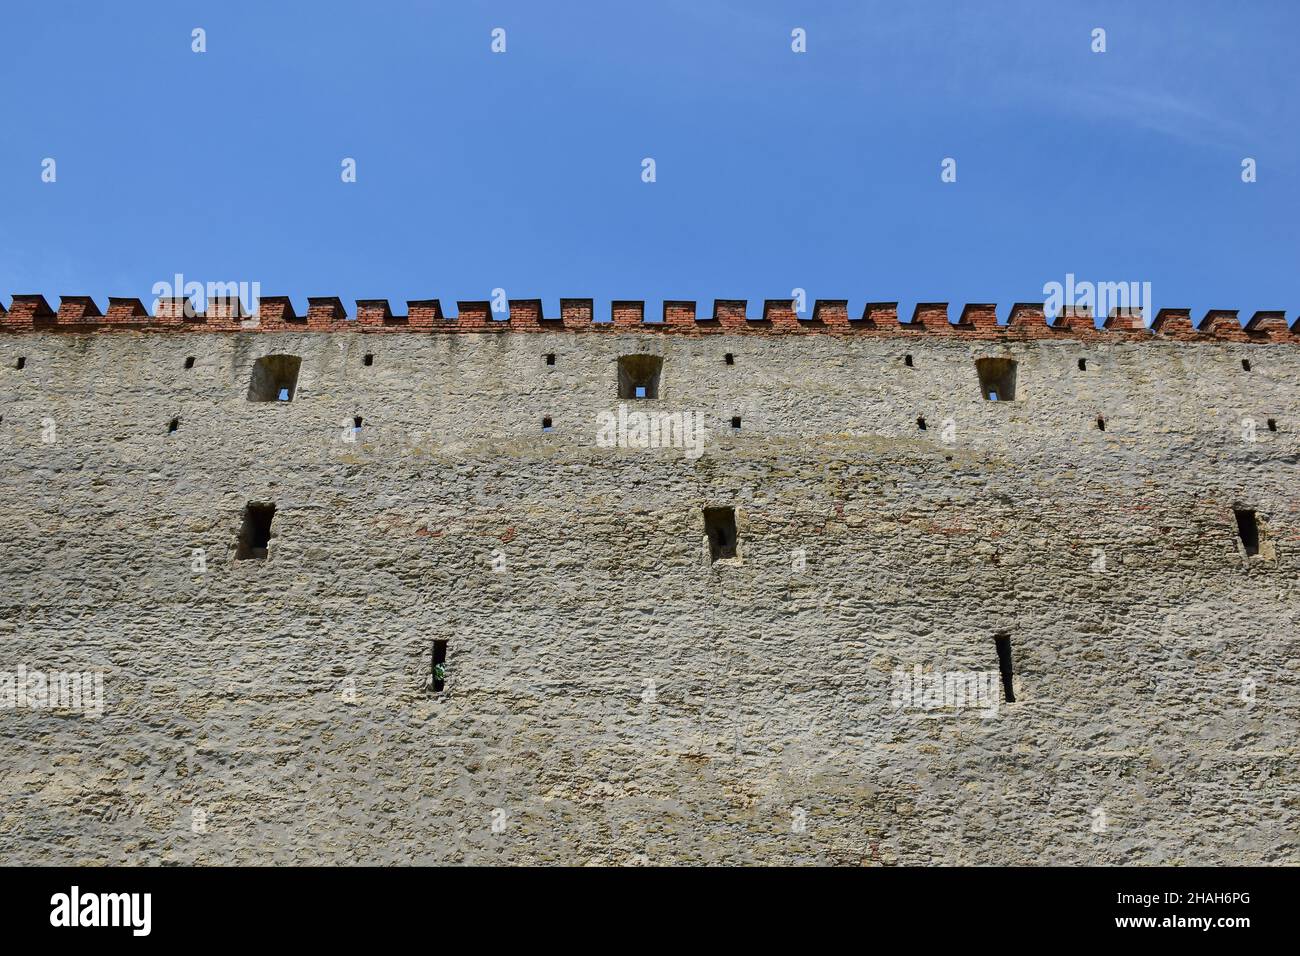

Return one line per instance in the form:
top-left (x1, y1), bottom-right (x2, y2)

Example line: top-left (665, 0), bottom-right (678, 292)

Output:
top-left (1, 293), bottom-right (1296, 865)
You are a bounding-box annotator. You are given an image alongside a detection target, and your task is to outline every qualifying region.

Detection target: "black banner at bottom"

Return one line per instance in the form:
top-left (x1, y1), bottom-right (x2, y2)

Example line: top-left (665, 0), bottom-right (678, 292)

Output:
top-left (0, 865), bottom-right (1284, 942)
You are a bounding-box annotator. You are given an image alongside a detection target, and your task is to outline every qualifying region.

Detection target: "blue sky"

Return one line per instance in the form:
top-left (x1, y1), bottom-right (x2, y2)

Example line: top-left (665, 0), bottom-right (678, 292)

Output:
top-left (1, 0), bottom-right (1296, 322)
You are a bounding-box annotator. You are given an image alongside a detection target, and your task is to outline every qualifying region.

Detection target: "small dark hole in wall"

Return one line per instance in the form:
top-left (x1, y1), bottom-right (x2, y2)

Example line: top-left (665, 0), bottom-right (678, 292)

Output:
top-left (724, 353), bottom-right (735, 365)
top-left (1234, 508), bottom-right (1260, 556)
top-left (917, 416), bottom-right (927, 430)
top-left (994, 633), bottom-right (1015, 702)
top-left (15, 357), bottom-right (26, 370)
top-left (431, 639), bottom-right (448, 692)
top-left (545, 353), bottom-right (555, 366)
top-left (363, 353), bottom-right (374, 367)
top-left (1078, 358), bottom-right (1087, 371)
top-left (1241, 358), bottom-right (1251, 372)
top-left (184, 356), bottom-right (195, 369)
top-left (704, 507), bottom-right (738, 562)
top-left (236, 502), bottom-right (276, 560)
top-left (542, 416), bottom-right (553, 431)
top-left (1267, 418), bottom-right (1277, 431)
top-left (904, 354), bottom-right (913, 367)
top-left (168, 417), bottom-right (179, 434)
top-left (730, 416), bottom-right (741, 430)
top-left (1096, 415), bottom-right (1106, 431)
top-left (353, 416), bottom-right (363, 430)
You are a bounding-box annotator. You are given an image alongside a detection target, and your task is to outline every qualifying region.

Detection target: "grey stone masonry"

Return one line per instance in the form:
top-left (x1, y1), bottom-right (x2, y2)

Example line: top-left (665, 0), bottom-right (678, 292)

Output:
top-left (0, 311), bottom-right (1296, 864)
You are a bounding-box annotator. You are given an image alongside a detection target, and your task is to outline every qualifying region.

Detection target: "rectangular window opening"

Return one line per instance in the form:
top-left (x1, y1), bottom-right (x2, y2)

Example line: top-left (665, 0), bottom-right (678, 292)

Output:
top-left (917, 415), bottom-right (927, 430)
top-left (248, 354), bottom-right (302, 402)
top-left (363, 353), bottom-right (374, 367)
top-left (617, 354), bottom-right (663, 399)
top-left (1241, 358), bottom-right (1251, 372)
top-left (976, 357), bottom-right (1017, 401)
top-left (1234, 508), bottom-right (1260, 557)
top-left (184, 356), bottom-right (195, 369)
top-left (904, 354), bottom-right (913, 367)
top-left (432, 639), bottom-right (448, 692)
top-left (1078, 358), bottom-right (1087, 371)
top-left (1267, 418), bottom-right (1277, 432)
top-left (236, 502), bottom-right (276, 560)
top-left (15, 357), bottom-right (26, 370)
top-left (994, 633), bottom-right (1015, 702)
top-left (168, 417), bottom-right (179, 434)
top-left (542, 416), bottom-right (553, 431)
top-left (353, 416), bottom-right (363, 431)
top-left (730, 416), bottom-right (741, 430)
top-left (724, 353), bottom-right (735, 365)
top-left (545, 353), bottom-right (555, 366)
top-left (704, 507), bottom-right (738, 562)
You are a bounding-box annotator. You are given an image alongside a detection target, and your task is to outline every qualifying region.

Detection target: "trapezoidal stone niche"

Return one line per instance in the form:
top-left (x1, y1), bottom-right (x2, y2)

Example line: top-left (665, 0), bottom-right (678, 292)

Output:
top-left (0, 293), bottom-right (1296, 865)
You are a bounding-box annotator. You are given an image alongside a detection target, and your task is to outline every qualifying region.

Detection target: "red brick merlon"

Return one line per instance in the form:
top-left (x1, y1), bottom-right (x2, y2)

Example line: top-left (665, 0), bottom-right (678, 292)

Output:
top-left (0, 295), bottom-right (1295, 343)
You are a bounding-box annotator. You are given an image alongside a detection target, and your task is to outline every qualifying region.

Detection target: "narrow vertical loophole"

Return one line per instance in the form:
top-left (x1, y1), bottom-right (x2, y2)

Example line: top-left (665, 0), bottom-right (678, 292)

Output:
top-left (1096, 415), bottom-right (1106, 431)
top-left (236, 503), bottom-right (276, 560)
top-left (15, 357), bottom-right (26, 370)
top-left (168, 417), bottom-right (179, 434)
top-left (994, 634), bottom-right (1015, 703)
top-left (704, 507), bottom-right (738, 562)
top-left (1241, 358), bottom-right (1251, 372)
top-left (904, 354), bottom-right (913, 367)
top-left (432, 640), bottom-right (448, 692)
top-left (1077, 358), bottom-right (1087, 371)
top-left (1234, 508), bottom-right (1260, 556)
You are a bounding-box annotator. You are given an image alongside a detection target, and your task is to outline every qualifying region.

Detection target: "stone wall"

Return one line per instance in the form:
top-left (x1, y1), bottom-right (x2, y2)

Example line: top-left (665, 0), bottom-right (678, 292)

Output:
top-left (1, 301), bottom-right (1296, 864)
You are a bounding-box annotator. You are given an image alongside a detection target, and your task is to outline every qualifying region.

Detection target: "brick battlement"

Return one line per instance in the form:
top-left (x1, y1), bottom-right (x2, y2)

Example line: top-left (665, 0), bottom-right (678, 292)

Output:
top-left (1, 294), bottom-right (1296, 343)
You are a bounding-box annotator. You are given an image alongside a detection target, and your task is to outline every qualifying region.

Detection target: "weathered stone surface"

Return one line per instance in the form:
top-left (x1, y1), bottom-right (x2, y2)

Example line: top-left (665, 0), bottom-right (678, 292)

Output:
top-left (0, 325), bottom-right (1295, 865)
